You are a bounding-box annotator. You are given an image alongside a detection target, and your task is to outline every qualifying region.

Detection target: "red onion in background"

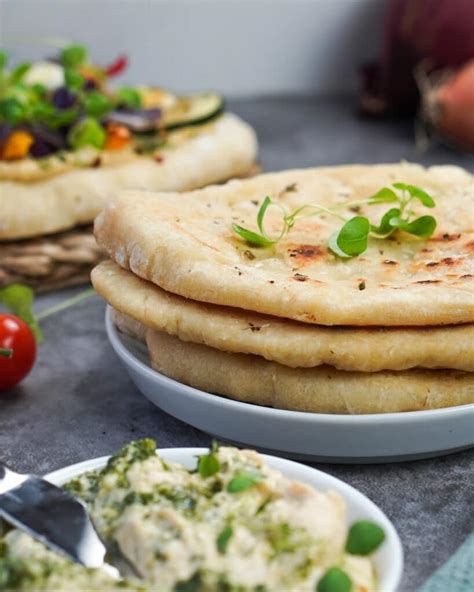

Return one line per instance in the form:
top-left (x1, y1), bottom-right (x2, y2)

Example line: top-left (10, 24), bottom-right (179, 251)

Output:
top-left (359, 0), bottom-right (474, 116)
top-left (419, 60), bottom-right (474, 150)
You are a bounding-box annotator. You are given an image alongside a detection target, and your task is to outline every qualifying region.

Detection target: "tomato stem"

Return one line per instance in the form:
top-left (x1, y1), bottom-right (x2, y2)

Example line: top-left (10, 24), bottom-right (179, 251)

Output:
top-left (0, 347), bottom-right (13, 358)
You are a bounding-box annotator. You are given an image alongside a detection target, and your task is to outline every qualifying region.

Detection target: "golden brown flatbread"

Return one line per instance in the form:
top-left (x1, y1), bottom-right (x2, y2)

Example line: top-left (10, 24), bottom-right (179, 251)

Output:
top-left (95, 163), bottom-right (474, 326)
top-left (1, 114), bottom-right (257, 240)
top-left (144, 328), bottom-right (474, 414)
top-left (93, 261), bottom-right (474, 372)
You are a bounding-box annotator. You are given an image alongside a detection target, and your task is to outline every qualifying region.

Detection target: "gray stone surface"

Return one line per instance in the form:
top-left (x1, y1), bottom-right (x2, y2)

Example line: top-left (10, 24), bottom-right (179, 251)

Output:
top-left (1, 96), bottom-right (473, 591)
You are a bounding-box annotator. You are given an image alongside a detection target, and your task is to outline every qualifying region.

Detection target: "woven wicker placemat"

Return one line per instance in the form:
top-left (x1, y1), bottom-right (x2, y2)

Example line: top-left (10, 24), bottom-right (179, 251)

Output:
top-left (0, 227), bottom-right (103, 292)
top-left (0, 163), bottom-right (262, 293)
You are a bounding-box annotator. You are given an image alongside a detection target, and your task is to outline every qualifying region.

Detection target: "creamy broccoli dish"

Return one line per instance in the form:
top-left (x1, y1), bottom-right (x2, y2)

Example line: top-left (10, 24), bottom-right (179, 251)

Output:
top-left (0, 441), bottom-right (385, 591)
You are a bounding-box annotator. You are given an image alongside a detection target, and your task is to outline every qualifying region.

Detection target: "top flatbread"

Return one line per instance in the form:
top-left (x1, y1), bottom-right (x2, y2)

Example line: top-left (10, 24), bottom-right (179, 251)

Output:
top-left (0, 113), bottom-right (257, 240)
top-left (95, 163), bottom-right (474, 326)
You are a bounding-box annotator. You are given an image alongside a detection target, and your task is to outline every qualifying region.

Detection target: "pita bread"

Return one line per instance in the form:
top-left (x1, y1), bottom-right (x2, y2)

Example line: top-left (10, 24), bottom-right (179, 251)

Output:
top-left (95, 163), bottom-right (474, 326)
top-left (144, 329), bottom-right (474, 414)
top-left (0, 113), bottom-right (257, 240)
top-left (93, 261), bottom-right (474, 372)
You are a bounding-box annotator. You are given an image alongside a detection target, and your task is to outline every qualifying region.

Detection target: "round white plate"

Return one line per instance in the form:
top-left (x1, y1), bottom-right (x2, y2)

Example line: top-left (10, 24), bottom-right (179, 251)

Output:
top-left (105, 307), bottom-right (474, 463)
top-left (46, 448), bottom-right (403, 592)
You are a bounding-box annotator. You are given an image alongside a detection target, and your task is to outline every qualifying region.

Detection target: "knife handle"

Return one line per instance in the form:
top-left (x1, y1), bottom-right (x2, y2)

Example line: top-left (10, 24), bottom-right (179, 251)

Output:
top-left (0, 462), bottom-right (28, 495)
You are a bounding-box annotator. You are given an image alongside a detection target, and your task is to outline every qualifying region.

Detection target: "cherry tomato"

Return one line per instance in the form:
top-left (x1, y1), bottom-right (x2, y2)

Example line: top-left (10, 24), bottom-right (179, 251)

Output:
top-left (0, 314), bottom-right (36, 391)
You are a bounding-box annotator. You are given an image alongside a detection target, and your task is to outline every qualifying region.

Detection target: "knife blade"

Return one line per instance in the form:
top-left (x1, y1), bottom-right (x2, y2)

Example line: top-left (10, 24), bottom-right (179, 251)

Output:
top-left (0, 461), bottom-right (106, 568)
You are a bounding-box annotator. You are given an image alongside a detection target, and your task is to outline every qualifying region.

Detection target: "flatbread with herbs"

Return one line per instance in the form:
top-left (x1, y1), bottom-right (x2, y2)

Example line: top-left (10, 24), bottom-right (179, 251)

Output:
top-left (95, 163), bottom-right (474, 326)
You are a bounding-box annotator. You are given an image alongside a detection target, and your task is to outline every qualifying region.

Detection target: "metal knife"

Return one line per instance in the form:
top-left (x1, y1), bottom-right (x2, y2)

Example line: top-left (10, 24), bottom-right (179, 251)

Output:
top-left (0, 461), bottom-right (109, 570)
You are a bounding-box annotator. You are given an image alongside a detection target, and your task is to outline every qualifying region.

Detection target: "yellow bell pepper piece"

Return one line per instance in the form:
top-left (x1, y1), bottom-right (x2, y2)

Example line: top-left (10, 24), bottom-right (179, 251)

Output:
top-left (104, 123), bottom-right (131, 150)
top-left (1, 130), bottom-right (34, 160)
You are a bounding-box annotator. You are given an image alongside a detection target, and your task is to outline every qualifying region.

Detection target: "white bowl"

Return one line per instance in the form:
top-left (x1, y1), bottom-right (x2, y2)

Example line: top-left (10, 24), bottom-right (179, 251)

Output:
top-left (105, 307), bottom-right (474, 463)
top-left (46, 448), bottom-right (403, 592)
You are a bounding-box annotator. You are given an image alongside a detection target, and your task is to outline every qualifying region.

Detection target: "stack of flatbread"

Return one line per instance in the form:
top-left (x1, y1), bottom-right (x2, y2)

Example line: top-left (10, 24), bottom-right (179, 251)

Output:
top-left (92, 163), bottom-right (474, 414)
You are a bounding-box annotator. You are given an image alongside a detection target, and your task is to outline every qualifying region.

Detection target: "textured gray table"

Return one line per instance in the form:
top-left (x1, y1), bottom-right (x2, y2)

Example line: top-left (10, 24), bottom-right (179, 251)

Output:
top-left (1, 96), bottom-right (473, 591)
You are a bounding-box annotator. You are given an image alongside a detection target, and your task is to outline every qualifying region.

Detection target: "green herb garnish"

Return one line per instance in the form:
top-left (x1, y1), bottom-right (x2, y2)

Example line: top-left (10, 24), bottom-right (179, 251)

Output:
top-left (83, 90), bottom-right (113, 118)
top-left (9, 63), bottom-right (31, 84)
top-left (60, 44), bottom-right (87, 68)
top-left (0, 348), bottom-right (13, 358)
top-left (197, 443), bottom-right (220, 478)
top-left (345, 520), bottom-right (385, 555)
top-left (0, 97), bottom-right (26, 125)
top-left (227, 470), bottom-right (262, 493)
top-left (316, 567), bottom-right (352, 592)
top-left (117, 87), bottom-right (142, 109)
top-left (64, 68), bottom-right (84, 91)
top-left (216, 525), bottom-right (233, 553)
top-left (268, 523), bottom-right (296, 555)
top-left (232, 183), bottom-right (437, 258)
top-left (68, 117), bottom-right (106, 149)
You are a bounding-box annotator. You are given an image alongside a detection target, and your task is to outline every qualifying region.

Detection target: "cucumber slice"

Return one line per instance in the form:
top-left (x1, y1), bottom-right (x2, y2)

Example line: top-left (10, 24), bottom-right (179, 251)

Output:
top-left (162, 92), bottom-right (224, 130)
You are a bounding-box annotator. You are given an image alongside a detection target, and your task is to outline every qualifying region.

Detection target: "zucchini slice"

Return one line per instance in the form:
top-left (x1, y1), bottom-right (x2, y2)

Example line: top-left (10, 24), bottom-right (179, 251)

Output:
top-left (161, 92), bottom-right (224, 130)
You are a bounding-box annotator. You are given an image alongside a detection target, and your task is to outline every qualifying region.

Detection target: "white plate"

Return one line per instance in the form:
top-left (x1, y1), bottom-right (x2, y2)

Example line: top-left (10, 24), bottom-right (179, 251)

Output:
top-left (105, 307), bottom-right (474, 463)
top-left (46, 448), bottom-right (403, 592)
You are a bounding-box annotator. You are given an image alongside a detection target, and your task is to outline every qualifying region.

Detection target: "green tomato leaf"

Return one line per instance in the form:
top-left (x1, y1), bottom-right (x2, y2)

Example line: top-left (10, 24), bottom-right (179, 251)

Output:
top-left (317, 567), bottom-right (352, 592)
top-left (370, 207), bottom-right (400, 237)
top-left (84, 91), bottom-right (113, 118)
top-left (68, 117), bottom-right (106, 150)
top-left (61, 44), bottom-right (87, 68)
top-left (0, 284), bottom-right (42, 343)
top-left (392, 183), bottom-right (435, 208)
top-left (346, 520), bottom-right (385, 555)
top-left (330, 216), bottom-right (370, 257)
top-left (117, 87), bottom-right (142, 109)
top-left (367, 187), bottom-right (398, 204)
top-left (197, 447), bottom-right (220, 478)
top-left (64, 68), bottom-right (84, 91)
top-left (0, 97), bottom-right (26, 125)
top-left (391, 215), bottom-right (437, 238)
top-left (216, 525), bottom-right (233, 553)
top-left (232, 223), bottom-right (275, 247)
top-left (227, 471), bottom-right (261, 493)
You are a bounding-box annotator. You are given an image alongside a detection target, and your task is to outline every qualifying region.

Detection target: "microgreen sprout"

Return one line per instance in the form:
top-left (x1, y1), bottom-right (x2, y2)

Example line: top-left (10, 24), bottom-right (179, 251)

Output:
top-left (232, 183), bottom-right (437, 258)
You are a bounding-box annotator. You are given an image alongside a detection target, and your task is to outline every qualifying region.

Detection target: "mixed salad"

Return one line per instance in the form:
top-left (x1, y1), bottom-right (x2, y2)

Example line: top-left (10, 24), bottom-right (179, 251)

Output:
top-left (0, 44), bottom-right (223, 162)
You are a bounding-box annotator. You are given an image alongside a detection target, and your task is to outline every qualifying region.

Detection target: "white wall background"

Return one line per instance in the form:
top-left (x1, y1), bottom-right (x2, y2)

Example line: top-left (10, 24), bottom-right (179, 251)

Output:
top-left (0, 0), bottom-right (385, 97)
